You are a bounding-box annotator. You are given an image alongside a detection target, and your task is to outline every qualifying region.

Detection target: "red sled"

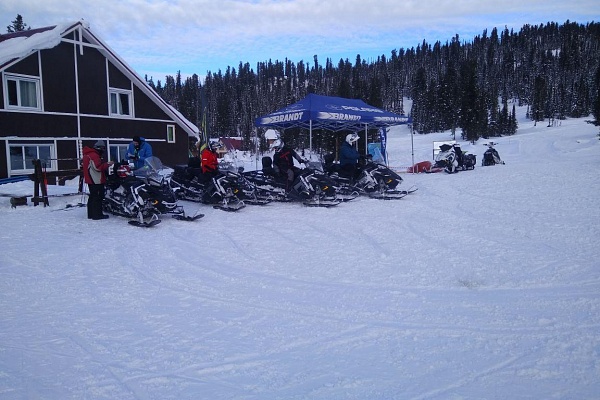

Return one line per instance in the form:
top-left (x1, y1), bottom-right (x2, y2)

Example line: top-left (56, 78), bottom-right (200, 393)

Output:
top-left (407, 161), bottom-right (444, 173)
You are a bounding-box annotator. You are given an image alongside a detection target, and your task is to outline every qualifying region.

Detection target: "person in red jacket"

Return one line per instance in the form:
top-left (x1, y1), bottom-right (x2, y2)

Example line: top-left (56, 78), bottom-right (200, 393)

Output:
top-left (82, 140), bottom-right (114, 220)
top-left (200, 142), bottom-right (219, 175)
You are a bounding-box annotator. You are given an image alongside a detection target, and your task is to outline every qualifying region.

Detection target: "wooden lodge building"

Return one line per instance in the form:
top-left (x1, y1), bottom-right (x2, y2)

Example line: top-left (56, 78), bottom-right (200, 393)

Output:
top-left (0, 20), bottom-right (198, 181)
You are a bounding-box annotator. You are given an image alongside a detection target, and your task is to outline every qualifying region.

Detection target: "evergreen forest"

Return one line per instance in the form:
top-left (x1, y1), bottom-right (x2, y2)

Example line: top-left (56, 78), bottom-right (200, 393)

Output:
top-left (6, 15), bottom-right (600, 150)
top-left (145, 20), bottom-right (600, 151)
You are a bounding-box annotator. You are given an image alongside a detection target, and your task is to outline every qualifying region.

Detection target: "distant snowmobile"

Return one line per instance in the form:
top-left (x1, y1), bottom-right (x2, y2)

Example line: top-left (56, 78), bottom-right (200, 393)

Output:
top-left (432, 143), bottom-right (460, 173)
top-left (482, 142), bottom-right (505, 166)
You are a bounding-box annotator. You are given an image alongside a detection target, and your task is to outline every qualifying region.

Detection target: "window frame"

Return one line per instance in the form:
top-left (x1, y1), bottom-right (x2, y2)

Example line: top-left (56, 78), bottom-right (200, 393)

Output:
top-left (109, 144), bottom-right (129, 163)
top-left (3, 73), bottom-right (42, 110)
top-left (167, 125), bottom-right (176, 143)
top-left (8, 142), bottom-right (55, 175)
top-left (109, 88), bottom-right (132, 117)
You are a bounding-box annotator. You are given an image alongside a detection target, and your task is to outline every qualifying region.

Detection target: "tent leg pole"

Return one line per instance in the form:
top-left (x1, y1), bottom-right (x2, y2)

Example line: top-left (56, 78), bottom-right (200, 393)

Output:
top-left (309, 120), bottom-right (313, 153)
top-left (364, 124), bottom-right (367, 154)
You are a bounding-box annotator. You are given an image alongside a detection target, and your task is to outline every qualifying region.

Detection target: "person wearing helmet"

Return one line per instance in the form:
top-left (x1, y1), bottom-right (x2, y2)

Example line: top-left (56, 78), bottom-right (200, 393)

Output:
top-left (339, 133), bottom-right (360, 179)
top-left (82, 140), bottom-right (114, 220)
top-left (271, 139), bottom-right (306, 191)
top-left (200, 142), bottom-right (219, 175)
top-left (126, 135), bottom-right (153, 169)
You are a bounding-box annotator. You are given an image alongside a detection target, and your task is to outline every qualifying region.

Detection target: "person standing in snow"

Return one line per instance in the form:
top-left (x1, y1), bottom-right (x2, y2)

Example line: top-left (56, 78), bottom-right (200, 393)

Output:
top-left (82, 140), bottom-right (113, 220)
top-left (339, 133), bottom-right (360, 179)
top-left (126, 135), bottom-right (153, 169)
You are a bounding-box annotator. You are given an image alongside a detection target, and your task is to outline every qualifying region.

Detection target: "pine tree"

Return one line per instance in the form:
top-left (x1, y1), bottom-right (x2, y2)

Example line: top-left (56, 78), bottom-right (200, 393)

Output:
top-left (7, 14), bottom-right (30, 33)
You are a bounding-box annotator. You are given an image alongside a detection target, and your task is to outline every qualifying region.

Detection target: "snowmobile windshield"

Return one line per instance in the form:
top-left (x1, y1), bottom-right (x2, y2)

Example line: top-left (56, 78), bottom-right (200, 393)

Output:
top-left (142, 156), bottom-right (164, 172)
top-left (134, 156), bottom-right (166, 180)
top-left (307, 161), bottom-right (323, 171)
top-left (435, 148), bottom-right (454, 162)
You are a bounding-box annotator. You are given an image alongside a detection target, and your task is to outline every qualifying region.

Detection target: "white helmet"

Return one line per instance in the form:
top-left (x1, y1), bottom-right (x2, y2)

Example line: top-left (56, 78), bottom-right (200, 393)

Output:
top-left (270, 139), bottom-right (283, 151)
top-left (346, 133), bottom-right (358, 145)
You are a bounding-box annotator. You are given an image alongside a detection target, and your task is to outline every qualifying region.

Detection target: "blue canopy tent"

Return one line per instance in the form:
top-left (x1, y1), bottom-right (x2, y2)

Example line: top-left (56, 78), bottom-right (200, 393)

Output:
top-left (254, 93), bottom-right (411, 154)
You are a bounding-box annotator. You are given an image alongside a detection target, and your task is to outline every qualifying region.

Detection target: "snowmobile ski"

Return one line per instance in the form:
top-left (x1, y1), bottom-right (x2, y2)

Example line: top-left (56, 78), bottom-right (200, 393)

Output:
top-left (172, 212), bottom-right (205, 221)
top-left (53, 202), bottom-right (86, 211)
top-left (243, 198), bottom-right (271, 206)
top-left (128, 219), bottom-right (162, 227)
top-left (335, 192), bottom-right (359, 202)
top-left (368, 191), bottom-right (408, 200)
top-left (213, 200), bottom-right (246, 212)
top-left (303, 198), bottom-right (342, 208)
top-left (397, 185), bottom-right (418, 195)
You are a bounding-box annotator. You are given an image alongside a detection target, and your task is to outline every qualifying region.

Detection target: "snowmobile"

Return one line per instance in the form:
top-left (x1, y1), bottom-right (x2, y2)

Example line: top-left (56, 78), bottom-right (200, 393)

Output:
top-left (462, 152), bottom-right (477, 170)
top-left (104, 157), bottom-right (203, 227)
top-left (220, 164), bottom-right (274, 206)
top-left (243, 156), bottom-right (342, 207)
top-left (169, 164), bottom-right (246, 212)
top-left (482, 142), bottom-right (505, 166)
top-left (453, 144), bottom-right (476, 171)
top-left (433, 143), bottom-right (459, 173)
top-left (322, 154), bottom-right (415, 199)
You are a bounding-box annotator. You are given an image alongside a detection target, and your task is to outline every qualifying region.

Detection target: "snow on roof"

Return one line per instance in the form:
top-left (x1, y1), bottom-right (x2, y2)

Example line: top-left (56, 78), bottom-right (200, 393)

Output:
top-left (0, 21), bottom-right (87, 68)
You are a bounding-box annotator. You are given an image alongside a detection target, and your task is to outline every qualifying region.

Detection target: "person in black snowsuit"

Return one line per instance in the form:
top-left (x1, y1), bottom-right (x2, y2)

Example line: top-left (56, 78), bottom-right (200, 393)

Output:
top-left (271, 139), bottom-right (307, 192)
top-left (453, 143), bottom-right (464, 170)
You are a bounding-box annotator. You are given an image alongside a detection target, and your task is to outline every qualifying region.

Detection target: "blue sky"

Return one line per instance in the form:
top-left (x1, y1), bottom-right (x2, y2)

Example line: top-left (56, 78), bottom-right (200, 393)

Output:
top-left (1, 0), bottom-right (599, 83)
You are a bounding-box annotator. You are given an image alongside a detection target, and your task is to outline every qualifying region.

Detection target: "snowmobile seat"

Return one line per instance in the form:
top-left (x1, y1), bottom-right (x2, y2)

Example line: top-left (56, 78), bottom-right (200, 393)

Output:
top-left (187, 157), bottom-right (201, 168)
top-left (439, 143), bottom-right (453, 152)
top-left (323, 153), bottom-right (341, 174)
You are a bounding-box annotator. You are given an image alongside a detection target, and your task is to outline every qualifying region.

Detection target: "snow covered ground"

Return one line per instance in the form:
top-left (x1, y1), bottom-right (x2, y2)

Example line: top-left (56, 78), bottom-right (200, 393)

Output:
top-left (1, 109), bottom-right (599, 399)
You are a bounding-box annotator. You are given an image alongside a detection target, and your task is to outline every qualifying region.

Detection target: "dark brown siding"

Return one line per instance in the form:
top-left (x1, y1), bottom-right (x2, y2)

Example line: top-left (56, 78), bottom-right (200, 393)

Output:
top-left (80, 116), bottom-right (140, 138)
top-left (159, 130), bottom-right (191, 167)
top-left (134, 86), bottom-right (170, 120)
top-left (0, 113), bottom-right (77, 137)
top-left (77, 47), bottom-right (108, 115)
top-left (56, 141), bottom-right (79, 171)
top-left (108, 62), bottom-right (131, 89)
top-left (41, 43), bottom-right (77, 113)
top-left (0, 142), bottom-right (6, 178)
top-left (6, 52), bottom-right (39, 76)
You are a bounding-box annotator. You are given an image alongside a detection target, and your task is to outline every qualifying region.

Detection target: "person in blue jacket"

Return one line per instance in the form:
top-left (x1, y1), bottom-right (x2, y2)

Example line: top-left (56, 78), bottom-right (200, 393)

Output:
top-left (126, 135), bottom-right (153, 169)
top-left (339, 133), bottom-right (360, 179)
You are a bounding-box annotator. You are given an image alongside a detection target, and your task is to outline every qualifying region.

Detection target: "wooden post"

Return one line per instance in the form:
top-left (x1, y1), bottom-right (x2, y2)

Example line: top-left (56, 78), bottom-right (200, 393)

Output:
top-left (32, 159), bottom-right (49, 207)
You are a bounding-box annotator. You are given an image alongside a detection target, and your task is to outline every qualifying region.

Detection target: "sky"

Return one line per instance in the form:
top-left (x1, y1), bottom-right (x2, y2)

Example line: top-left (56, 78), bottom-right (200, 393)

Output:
top-left (1, 104), bottom-right (599, 398)
top-left (1, 0), bottom-right (599, 81)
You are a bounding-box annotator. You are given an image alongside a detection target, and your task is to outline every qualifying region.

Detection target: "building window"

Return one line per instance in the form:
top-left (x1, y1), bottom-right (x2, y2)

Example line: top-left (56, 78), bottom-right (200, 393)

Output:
top-left (4, 74), bottom-right (41, 110)
top-left (167, 125), bottom-right (175, 143)
top-left (109, 89), bottom-right (131, 116)
top-left (109, 144), bottom-right (129, 162)
top-left (9, 143), bottom-right (53, 174)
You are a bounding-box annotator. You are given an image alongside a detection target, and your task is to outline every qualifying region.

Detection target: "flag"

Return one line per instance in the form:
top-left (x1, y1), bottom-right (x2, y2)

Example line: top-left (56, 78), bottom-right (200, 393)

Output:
top-left (378, 127), bottom-right (388, 163)
top-left (201, 107), bottom-right (208, 145)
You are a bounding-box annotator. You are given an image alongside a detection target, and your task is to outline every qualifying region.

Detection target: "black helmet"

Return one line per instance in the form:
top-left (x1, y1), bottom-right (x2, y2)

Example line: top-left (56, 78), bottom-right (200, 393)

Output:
top-left (93, 140), bottom-right (106, 151)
